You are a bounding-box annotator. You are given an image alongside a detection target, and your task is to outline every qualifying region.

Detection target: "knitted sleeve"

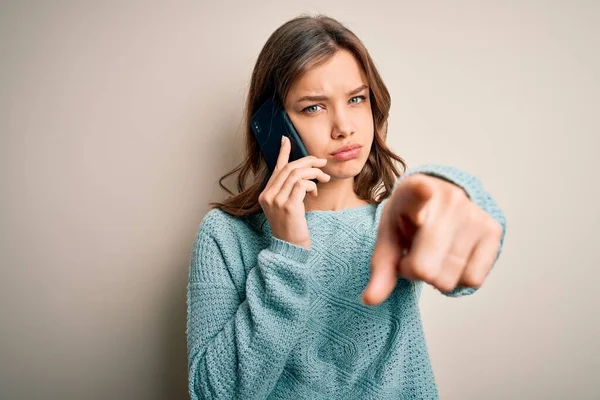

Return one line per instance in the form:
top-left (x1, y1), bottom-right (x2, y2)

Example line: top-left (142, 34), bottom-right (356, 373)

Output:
top-left (186, 211), bottom-right (312, 399)
top-left (394, 164), bottom-right (507, 298)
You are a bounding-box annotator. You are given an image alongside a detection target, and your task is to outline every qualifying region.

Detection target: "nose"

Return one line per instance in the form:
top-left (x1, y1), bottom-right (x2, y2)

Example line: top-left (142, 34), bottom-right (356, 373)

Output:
top-left (330, 107), bottom-right (354, 139)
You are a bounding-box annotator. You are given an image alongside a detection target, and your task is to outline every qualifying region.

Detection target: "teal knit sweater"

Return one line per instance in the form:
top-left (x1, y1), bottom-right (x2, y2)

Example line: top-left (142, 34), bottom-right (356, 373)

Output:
top-left (187, 164), bottom-right (506, 399)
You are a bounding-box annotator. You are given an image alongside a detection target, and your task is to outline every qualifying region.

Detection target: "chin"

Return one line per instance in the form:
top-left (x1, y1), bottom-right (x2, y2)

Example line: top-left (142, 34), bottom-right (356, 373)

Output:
top-left (328, 160), bottom-right (366, 180)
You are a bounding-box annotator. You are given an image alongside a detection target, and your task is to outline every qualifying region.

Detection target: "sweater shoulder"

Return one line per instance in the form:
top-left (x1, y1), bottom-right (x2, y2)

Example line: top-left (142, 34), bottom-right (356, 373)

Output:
top-left (194, 208), bottom-right (266, 257)
top-left (196, 208), bottom-right (259, 237)
top-left (190, 208), bottom-right (265, 286)
top-left (197, 208), bottom-right (238, 235)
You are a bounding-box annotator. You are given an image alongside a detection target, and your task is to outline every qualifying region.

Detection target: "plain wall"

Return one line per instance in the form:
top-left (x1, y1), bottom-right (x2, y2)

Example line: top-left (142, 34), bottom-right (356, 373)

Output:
top-left (1, 1), bottom-right (598, 399)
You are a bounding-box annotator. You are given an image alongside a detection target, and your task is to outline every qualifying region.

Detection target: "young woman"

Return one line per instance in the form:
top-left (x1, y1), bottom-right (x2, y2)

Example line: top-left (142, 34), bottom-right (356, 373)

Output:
top-left (187, 15), bottom-right (506, 399)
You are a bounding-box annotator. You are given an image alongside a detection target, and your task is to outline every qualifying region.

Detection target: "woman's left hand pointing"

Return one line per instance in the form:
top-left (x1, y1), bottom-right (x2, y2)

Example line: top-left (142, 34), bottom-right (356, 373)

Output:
top-left (362, 174), bottom-right (503, 306)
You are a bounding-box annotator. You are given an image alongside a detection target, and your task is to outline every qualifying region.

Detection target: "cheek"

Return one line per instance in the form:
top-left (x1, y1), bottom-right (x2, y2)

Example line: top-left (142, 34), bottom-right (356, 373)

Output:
top-left (359, 106), bottom-right (375, 131)
top-left (294, 119), bottom-right (330, 155)
top-left (356, 109), bottom-right (375, 143)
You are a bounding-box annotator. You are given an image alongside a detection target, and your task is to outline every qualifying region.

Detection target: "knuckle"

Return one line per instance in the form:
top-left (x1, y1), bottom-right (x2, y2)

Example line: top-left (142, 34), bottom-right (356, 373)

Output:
top-left (461, 271), bottom-right (484, 287)
top-left (466, 206), bottom-right (480, 223)
top-left (435, 278), bottom-right (456, 293)
top-left (417, 268), bottom-right (437, 283)
top-left (448, 186), bottom-right (465, 205)
top-left (488, 219), bottom-right (503, 237)
top-left (411, 174), bottom-right (431, 190)
top-left (407, 260), bottom-right (436, 282)
top-left (282, 203), bottom-right (294, 214)
top-left (447, 253), bottom-right (468, 268)
top-left (260, 193), bottom-right (272, 206)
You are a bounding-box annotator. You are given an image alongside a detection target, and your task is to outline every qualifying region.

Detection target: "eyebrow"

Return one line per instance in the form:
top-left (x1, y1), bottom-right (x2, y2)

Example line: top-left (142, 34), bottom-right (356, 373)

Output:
top-left (294, 84), bottom-right (369, 104)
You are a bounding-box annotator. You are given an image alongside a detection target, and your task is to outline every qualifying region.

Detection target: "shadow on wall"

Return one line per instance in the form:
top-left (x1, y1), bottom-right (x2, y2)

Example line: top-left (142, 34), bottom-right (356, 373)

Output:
top-left (156, 98), bottom-right (246, 399)
top-left (160, 262), bottom-right (191, 400)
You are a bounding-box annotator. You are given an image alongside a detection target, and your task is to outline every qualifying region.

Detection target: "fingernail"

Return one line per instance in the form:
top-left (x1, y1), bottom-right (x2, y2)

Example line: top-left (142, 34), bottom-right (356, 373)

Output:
top-left (360, 292), bottom-right (371, 305)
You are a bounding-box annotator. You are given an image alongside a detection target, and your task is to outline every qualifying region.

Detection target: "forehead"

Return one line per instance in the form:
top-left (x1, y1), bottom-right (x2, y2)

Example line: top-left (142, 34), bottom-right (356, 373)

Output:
top-left (288, 49), bottom-right (367, 96)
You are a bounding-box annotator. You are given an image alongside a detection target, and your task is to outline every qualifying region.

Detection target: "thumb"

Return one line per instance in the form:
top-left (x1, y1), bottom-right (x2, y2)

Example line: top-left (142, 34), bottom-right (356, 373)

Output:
top-left (361, 202), bottom-right (403, 306)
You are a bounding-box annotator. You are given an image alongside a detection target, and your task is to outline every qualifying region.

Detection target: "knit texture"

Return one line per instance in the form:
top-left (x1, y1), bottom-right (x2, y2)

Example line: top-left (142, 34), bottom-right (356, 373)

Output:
top-left (187, 164), bottom-right (506, 399)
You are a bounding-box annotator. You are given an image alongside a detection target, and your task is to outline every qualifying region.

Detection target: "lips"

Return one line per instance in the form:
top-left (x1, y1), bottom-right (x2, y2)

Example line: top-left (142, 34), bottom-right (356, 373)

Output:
top-left (331, 143), bottom-right (363, 161)
top-left (331, 143), bottom-right (362, 155)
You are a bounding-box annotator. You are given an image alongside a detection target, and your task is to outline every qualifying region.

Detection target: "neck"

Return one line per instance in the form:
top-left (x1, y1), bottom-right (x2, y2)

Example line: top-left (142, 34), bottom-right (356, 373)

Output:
top-left (303, 177), bottom-right (369, 212)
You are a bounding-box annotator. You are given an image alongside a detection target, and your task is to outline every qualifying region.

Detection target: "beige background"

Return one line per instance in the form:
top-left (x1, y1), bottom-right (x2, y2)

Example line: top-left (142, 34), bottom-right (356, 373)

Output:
top-left (1, 1), bottom-right (598, 399)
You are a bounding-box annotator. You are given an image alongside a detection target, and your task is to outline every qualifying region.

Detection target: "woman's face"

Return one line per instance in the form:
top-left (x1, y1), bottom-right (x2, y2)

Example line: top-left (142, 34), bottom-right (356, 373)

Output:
top-left (284, 49), bottom-right (374, 180)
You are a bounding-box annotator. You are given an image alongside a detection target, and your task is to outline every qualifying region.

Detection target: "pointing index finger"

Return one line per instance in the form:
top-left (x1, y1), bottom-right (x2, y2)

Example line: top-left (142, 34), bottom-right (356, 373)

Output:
top-left (362, 201), bottom-right (402, 306)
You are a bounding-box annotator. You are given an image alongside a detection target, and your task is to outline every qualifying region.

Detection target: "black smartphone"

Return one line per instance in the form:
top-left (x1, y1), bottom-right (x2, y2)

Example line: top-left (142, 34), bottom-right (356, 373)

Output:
top-left (250, 95), bottom-right (316, 183)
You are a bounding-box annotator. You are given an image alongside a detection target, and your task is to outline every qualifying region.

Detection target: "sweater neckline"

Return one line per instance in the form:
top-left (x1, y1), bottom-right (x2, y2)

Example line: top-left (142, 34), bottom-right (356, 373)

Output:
top-left (250, 203), bottom-right (379, 235)
top-left (305, 203), bottom-right (376, 215)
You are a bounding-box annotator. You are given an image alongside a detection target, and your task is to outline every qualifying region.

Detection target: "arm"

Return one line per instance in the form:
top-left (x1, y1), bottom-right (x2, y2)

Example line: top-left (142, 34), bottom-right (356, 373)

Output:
top-left (398, 164), bottom-right (506, 297)
top-left (187, 215), bottom-right (312, 399)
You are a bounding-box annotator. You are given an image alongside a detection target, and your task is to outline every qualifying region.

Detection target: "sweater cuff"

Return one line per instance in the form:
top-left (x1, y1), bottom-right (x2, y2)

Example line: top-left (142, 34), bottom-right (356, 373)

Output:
top-left (269, 237), bottom-right (311, 263)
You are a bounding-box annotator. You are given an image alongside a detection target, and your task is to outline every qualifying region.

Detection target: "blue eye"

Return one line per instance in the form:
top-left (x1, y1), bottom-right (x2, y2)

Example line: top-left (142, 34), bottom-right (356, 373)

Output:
top-left (349, 95), bottom-right (366, 104)
top-left (302, 104), bottom-right (322, 114)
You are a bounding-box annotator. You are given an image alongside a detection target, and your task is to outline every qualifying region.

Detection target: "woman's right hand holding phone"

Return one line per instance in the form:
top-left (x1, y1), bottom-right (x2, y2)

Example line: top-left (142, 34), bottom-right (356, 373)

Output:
top-left (258, 136), bottom-right (331, 250)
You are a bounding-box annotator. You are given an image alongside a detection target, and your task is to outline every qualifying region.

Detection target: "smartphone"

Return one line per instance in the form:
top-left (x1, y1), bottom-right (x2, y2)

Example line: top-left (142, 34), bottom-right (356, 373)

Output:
top-left (250, 95), bottom-right (316, 183)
